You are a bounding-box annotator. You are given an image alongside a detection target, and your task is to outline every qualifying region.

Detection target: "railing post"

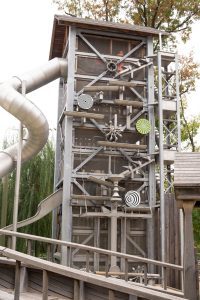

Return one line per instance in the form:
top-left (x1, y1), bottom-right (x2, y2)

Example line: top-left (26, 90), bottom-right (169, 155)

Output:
top-left (105, 255), bottom-right (109, 277)
top-left (14, 260), bottom-right (21, 300)
top-left (7, 236), bottom-right (12, 249)
top-left (143, 263), bottom-right (148, 286)
top-left (125, 258), bottom-right (128, 282)
top-left (162, 266), bottom-right (167, 290)
top-left (47, 243), bottom-right (51, 261)
top-left (42, 270), bottom-right (48, 300)
top-left (86, 250), bottom-right (90, 272)
top-left (74, 279), bottom-right (79, 300)
top-left (108, 289), bottom-right (115, 300)
top-left (27, 239), bottom-right (32, 255)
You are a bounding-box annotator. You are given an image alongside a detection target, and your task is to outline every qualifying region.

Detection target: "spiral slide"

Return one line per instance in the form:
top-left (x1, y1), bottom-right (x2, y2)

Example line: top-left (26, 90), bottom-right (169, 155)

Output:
top-left (0, 58), bottom-right (67, 227)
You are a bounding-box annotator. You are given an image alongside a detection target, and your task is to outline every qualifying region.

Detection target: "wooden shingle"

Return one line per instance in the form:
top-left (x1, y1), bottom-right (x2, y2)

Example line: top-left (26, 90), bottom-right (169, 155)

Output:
top-left (174, 152), bottom-right (200, 187)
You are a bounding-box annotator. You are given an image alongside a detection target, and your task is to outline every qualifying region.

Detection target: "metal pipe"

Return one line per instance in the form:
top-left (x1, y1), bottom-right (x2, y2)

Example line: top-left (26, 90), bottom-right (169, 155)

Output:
top-left (0, 58), bottom-right (67, 178)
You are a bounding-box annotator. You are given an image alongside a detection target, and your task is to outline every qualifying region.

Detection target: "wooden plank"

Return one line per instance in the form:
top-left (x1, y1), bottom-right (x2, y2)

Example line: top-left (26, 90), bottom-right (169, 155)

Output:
top-left (64, 111), bottom-right (104, 120)
top-left (84, 86), bottom-right (120, 92)
top-left (71, 194), bottom-right (111, 201)
top-left (109, 81), bottom-right (144, 88)
top-left (97, 141), bottom-right (147, 150)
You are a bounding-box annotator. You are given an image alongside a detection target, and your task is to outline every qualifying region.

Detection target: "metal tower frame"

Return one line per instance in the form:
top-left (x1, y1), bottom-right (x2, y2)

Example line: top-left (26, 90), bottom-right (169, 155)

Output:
top-left (157, 51), bottom-right (181, 262)
top-left (51, 17), bottom-right (181, 273)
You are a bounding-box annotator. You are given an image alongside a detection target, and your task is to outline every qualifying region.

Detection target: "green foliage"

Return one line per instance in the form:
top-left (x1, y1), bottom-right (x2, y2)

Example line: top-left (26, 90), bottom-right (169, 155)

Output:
top-left (0, 141), bottom-right (55, 255)
top-left (53, 0), bottom-right (123, 21)
top-left (54, 0), bottom-right (200, 41)
top-left (179, 53), bottom-right (200, 151)
top-left (193, 209), bottom-right (200, 251)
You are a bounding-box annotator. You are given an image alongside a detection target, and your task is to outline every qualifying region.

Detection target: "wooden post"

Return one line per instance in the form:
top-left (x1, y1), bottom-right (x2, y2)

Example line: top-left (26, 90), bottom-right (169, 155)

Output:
top-left (14, 260), bottom-right (21, 300)
top-left (74, 279), bottom-right (80, 300)
top-left (42, 270), bottom-right (48, 300)
top-left (182, 200), bottom-right (198, 300)
top-left (108, 289), bottom-right (115, 300)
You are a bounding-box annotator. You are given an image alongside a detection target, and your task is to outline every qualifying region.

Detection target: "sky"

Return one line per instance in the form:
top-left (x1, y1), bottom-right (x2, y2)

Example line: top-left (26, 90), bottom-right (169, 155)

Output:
top-left (0, 0), bottom-right (199, 145)
top-left (0, 0), bottom-right (59, 143)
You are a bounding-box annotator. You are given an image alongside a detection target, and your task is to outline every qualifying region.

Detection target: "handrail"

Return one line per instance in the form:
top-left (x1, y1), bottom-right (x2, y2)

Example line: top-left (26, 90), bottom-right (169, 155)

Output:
top-left (0, 246), bottom-right (186, 300)
top-left (0, 229), bottom-right (183, 271)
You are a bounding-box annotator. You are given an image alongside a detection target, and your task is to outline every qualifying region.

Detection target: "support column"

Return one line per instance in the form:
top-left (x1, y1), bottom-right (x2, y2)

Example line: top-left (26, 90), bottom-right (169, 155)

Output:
top-left (61, 25), bottom-right (76, 265)
top-left (94, 217), bottom-right (100, 271)
top-left (182, 200), bottom-right (198, 300)
top-left (147, 36), bottom-right (156, 267)
top-left (110, 201), bottom-right (118, 267)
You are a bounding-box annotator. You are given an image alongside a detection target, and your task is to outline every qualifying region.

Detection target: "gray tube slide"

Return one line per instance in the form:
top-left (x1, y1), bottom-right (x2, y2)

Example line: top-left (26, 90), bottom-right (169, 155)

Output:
top-left (0, 58), bottom-right (67, 178)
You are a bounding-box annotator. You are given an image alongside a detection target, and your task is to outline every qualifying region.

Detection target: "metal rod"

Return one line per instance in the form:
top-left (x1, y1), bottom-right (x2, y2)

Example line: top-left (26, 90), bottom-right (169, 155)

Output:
top-left (12, 81), bottom-right (25, 250)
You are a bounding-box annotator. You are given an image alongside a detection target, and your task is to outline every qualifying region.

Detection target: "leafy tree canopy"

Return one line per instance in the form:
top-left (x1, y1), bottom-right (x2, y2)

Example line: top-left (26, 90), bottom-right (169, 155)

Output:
top-left (54, 0), bottom-right (200, 42)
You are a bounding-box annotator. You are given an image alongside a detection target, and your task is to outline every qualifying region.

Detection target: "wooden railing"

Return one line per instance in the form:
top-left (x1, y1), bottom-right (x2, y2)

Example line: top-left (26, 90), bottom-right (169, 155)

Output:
top-left (0, 229), bottom-right (184, 295)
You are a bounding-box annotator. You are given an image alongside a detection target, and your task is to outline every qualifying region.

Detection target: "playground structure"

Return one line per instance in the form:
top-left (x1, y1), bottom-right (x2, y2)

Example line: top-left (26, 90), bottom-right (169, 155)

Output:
top-left (0, 15), bottom-right (199, 300)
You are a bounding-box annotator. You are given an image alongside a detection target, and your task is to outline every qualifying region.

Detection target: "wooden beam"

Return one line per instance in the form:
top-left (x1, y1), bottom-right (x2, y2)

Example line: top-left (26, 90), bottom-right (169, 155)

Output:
top-left (96, 271), bottom-right (160, 278)
top-left (83, 86), bottom-right (120, 92)
top-left (109, 80), bottom-right (139, 87)
top-left (97, 141), bottom-right (147, 150)
top-left (71, 194), bottom-right (111, 201)
top-left (88, 176), bottom-right (125, 191)
top-left (114, 100), bottom-right (143, 108)
top-left (64, 111), bottom-right (104, 120)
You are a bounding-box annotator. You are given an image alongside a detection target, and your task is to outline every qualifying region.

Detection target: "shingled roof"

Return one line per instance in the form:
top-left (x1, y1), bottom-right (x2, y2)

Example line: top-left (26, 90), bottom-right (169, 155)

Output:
top-left (49, 15), bottom-right (168, 59)
top-left (174, 152), bottom-right (200, 187)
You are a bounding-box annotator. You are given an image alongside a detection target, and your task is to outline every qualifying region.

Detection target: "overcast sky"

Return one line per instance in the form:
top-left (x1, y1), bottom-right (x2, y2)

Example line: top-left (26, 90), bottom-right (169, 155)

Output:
top-left (0, 0), bottom-right (58, 143)
top-left (0, 0), bottom-right (199, 144)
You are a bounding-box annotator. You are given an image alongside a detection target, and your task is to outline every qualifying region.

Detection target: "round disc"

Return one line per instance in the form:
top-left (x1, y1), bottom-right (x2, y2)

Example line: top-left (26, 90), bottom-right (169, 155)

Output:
top-left (125, 190), bottom-right (140, 207)
top-left (77, 94), bottom-right (94, 110)
top-left (136, 118), bottom-right (151, 135)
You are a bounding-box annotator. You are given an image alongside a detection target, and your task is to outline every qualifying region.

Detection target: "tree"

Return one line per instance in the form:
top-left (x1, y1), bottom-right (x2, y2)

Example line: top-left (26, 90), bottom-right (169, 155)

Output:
top-left (54, 0), bottom-right (200, 37)
top-left (0, 140), bottom-right (55, 255)
top-left (53, 0), bottom-right (122, 21)
top-left (179, 53), bottom-right (200, 151)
